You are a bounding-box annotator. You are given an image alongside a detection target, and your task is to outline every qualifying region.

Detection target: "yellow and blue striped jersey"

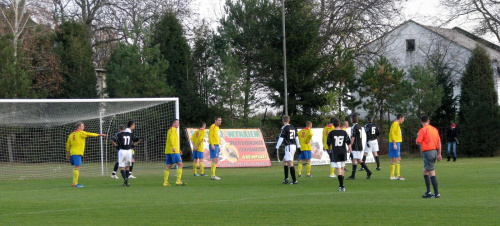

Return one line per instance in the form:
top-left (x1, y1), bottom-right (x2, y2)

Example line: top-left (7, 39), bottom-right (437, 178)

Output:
top-left (165, 127), bottom-right (180, 154)
top-left (190, 129), bottom-right (206, 152)
top-left (389, 121), bottom-right (402, 142)
top-left (299, 128), bottom-right (313, 151)
top-left (208, 124), bottom-right (220, 145)
top-left (66, 130), bottom-right (99, 156)
top-left (322, 125), bottom-right (335, 150)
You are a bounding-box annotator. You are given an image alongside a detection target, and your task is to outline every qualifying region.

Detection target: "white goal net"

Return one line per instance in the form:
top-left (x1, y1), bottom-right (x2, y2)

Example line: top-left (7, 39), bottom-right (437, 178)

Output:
top-left (0, 98), bottom-right (178, 180)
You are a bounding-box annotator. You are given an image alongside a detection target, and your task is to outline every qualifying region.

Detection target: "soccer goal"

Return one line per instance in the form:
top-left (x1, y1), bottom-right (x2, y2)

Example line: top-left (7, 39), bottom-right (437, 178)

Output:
top-left (0, 98), bottom-right (178, 180)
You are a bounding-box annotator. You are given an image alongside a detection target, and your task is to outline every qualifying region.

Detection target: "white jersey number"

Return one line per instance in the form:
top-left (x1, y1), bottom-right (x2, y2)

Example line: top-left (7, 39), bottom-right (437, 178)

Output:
top-left (123, 136), bottom-right (130, 145)
top-left (334, 136), bottom-right (344, 147)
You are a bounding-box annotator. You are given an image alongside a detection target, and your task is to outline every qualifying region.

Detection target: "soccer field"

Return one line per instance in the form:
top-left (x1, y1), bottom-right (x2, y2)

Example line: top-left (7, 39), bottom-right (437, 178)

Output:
top-left (1, 157), bottom-right (499, 225)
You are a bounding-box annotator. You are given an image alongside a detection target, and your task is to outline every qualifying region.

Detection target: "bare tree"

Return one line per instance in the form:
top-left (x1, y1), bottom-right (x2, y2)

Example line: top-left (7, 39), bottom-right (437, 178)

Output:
top-left (440, 0), bottom-right (500, 44)
top-left (48, 0), bottom-right (196, 67)
top-left (1, 0), bottom-right (30, 60)
top-left (316, 0), bottom-right (405, 53)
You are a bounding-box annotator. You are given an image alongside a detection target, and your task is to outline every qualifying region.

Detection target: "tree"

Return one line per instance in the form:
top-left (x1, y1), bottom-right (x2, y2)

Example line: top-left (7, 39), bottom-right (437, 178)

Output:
top-left (0, 0), bottom-right (30, 61)
top-left (212, 44), bottom-right (243, 124)
top-left (359, 56), bottom-right (405, 122)
top-left (191, 20), bottom-right (215, 107)
top-left (323, 47), bottom-right (358, 119)
top-left (216, 0), bottom-right (278, 122)
top-left (151, 11), bottom-right (191, 93)
top-left (458, 45), bottom-right (499, 157)
top-left (440, 0), bottom-right (500, 44)
top-left (105, 43), bottom-right (172, 97)
top-left (0, 34), bottom-right (32, 98)
top-left (53, 21), bottom-right (97, 98)
top-left (151, 11), bottom-right (205, 124)
top-left (24, 25), bottom-right (63, 98)
top-left (316, 0), bottom-right (405, 52)
top-left (390, 65), bottom-right (443, 121)
top-left (429, 51), bottom-right (457, 126)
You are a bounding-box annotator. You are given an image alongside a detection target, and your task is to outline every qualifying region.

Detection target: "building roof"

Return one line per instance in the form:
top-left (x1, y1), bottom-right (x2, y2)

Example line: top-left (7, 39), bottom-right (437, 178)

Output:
top-left (422, 23), bottom-right (500, 61)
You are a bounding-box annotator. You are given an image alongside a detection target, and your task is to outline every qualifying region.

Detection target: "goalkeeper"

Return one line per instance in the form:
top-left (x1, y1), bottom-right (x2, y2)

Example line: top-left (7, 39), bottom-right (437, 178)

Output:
top-left (66, 122), bottom-right (106, 188)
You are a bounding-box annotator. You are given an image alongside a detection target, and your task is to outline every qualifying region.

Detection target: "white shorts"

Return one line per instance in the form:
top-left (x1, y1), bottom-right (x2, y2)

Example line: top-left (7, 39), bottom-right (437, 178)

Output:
top-left (283, 145), bottom-right (296, 162)
top-left (352, 150), bottom-right (363, 159)
top-left (331, 161), bottom-right (345, 168)
top-left (118, 149), bottom-right (133, 167)
top-left (364, 140), bottom-right (379, 153)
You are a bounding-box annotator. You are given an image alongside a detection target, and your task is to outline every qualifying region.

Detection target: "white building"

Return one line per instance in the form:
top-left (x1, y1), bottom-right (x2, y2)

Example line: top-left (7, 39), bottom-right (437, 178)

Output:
top-left (355, 20), bottom-right (500, 118)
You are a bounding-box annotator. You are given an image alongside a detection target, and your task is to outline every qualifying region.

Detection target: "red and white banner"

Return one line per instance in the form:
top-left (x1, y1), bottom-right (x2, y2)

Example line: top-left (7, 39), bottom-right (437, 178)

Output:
top-left (186, 128), bottom-right (271, 167)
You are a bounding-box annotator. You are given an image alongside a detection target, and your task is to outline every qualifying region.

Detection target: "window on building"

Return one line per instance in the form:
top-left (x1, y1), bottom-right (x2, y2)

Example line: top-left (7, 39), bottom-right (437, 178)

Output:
top-left (406, 39), bottom-right (415, 52)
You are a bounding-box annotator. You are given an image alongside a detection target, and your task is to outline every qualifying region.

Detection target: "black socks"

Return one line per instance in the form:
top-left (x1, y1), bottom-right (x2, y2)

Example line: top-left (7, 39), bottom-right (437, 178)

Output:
top-left (430, 176), bottom-right (439, 194)
top-left (424, 175), bottom-right (431, 193)
top-left (290, 166), bottom-right (296, 182)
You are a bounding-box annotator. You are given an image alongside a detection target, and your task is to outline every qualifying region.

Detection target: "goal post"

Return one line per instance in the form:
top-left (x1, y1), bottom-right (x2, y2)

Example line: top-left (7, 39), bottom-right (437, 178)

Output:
top-left (0, 98), bottom-right (179, 180)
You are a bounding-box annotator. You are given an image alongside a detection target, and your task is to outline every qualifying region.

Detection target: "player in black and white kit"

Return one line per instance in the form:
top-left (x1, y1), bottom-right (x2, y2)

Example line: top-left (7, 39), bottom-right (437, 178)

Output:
top-left (327, 118), bottom-right (351, 191)
top-left (275, 115), bottom-right (301, 185)
top-left (363, 116), bottom-right (381, 171)
top-left (111, 125), bottom-right (126, 179)
top-left (347, 114), bottom-right (372, 180)
top-left (112, 123), bottom-right (141, 187)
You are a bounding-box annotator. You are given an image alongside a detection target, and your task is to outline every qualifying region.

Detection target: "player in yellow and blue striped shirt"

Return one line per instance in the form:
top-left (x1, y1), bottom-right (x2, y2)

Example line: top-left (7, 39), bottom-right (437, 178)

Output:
top-left (298, 121), bottom-right (314, 177)
top-left (209, 117), bottom-right (222, 180)
top-left (66, 122), bottom-right (106, 188)
top-left (190, 122), bottom-right (206, 176)
top-left (389, 114), bottom-right (405, 180)
top-left (163, 119), bottom-right (186, 186)
top-left (322, 118), bottom-right (335, 177)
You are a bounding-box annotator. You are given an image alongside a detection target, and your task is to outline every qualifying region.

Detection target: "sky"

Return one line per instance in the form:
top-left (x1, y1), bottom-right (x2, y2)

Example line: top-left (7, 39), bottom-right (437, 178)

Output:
top-left (191, 0), bottom-right (499, 45)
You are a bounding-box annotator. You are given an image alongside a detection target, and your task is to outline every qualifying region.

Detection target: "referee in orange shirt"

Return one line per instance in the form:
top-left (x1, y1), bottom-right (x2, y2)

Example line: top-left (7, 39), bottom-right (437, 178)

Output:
top-left (416, 116), bottom-right (442, 198)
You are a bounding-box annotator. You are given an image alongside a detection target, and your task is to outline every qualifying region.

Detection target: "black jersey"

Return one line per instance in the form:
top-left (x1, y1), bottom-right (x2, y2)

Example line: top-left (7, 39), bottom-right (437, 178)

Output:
top-left (365, 122), bottom-right (380, 141)
top-left (279, 124), bottom-right (298, 146)
top-left (327, 129), bottom-right (351, 162)
top-left (113, 131), bottom-right (140, 150)
top-left (351, 124), bottom-right (363, 151)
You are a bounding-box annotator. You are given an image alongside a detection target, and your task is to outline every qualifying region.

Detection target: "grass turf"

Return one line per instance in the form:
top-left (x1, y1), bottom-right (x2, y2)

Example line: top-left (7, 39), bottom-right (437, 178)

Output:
top-left (1, 157), bottom-right (499, 225)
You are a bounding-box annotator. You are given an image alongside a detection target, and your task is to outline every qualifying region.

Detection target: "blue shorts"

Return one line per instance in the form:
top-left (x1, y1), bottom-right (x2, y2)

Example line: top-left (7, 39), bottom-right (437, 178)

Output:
top-left (389, 143), bottom-right (401, 158)
top-left (70, 155), bottom-right (82, 166)
top-left (192, 151), bottom-right (204, 159)
top-left (165, 154), bottom-right (182, 165)
top-left (209, 144), bottom-right (220, 158)
top-left (299, 150), bottom-right (312, 160)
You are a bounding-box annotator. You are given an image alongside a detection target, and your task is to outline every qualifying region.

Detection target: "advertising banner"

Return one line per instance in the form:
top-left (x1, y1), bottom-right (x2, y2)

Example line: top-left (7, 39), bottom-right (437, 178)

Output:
top-left (186, 128), bottom-right (271, 167)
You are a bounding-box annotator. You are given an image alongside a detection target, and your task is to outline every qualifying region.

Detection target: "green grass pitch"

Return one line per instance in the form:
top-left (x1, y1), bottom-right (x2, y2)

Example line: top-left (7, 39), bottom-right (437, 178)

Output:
top-left (1, 157), bottom-right (499, 225)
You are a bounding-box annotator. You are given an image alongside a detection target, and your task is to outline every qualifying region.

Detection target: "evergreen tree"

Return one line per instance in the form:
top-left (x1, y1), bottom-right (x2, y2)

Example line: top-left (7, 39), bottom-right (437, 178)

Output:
top-left (0, 34), bottom-right (32, 98)
top-left (259, 0), bottom-right (325, 116)
top-left (151, 11), bottom-right (204, 124)
top-left (390, 65), bottom-right (443, 121)
top-left (151, 12), bottom-right (191, 93)
top-left (325, 47), bottom-right (358, 120)
top-left (359, 56), bottom-right (405, 122)
top-left (429, 52), bottom-right (457, 127)
top-left (53, 21), bottom-right (97, 98)
top-left (106, 43), bottom-right (172, 97)
top-left (217, 0), bottom-right (277, 122)
top-left (458, 45), bottom-right (499, 157)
